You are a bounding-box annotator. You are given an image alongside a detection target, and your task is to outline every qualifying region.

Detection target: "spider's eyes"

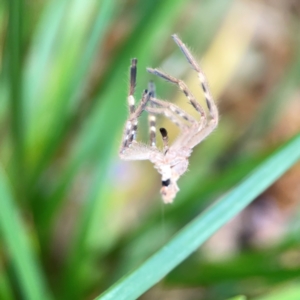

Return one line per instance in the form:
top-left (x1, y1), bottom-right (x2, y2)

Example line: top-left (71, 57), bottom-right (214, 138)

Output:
top-left (162, 179), bottom-right (171, 187)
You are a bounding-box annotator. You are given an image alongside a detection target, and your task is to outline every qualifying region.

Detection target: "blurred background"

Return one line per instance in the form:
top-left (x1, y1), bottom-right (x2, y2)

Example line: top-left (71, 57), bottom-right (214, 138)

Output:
top-left (1, 0), bottom-right (300, 299)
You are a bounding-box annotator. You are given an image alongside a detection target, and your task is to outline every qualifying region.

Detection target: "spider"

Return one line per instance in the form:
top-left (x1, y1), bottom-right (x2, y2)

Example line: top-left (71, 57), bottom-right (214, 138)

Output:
top-left (119, 34), bottom-right (219, 203)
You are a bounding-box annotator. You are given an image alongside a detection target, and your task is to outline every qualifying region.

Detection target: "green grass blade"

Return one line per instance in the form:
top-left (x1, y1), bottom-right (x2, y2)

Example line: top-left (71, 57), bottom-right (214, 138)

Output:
top-left (0, 271), bottom-right (14, 300)
top-left (0, 167), bottom-right (52, 300)
top-left (226, 296), bottom-right (246, 300)
top-left (27, 0), bottom-right (117, 187)
top-left (97, 134), bottom-right (300, 300)
top-left (253, 282), bottom-right (300, 300)
top-left (7, 0), bottom-right (25, 196)
top-left (59, 1), bottom-right (192, 298)
top-left (34, 0), bottom-right (118, 237)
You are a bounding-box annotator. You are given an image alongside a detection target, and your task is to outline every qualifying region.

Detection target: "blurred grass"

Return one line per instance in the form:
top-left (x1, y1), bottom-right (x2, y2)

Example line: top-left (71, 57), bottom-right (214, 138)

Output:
top-left (227, 296), bottom-right (246, 300)
top-left (0, 0), bottom-right (300, 299)
top-left (7, 0), bottom-right (25, 201)
top-left (97, 134), bottom-right (300, 300)
top-left (0, 167), bottom-right (52, 300)
top-left (59, 2), bottom-right (194, 298)
top-left (253, 282), bottom-right (300, 300)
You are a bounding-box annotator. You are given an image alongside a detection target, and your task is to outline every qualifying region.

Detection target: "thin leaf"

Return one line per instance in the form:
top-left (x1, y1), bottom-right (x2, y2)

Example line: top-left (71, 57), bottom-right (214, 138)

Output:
top-left (97, 134), bottom-right (300, 300)
top-left (36, 0), bottom-right (118, 230)
top-left (0, 167), bottom-right (52, 300)
top-left (27, 0), bottom-right (117, 187)
top-left (253, 282), bottom-right (300, 300)
top-left (0, 272), bottom-right (14, 300)
top-left (7, 0), bottom-right (25, 197)
top-left (60, 1), bottom-right (192, 298)
top-left (226, 296), bottom-right (247, 300)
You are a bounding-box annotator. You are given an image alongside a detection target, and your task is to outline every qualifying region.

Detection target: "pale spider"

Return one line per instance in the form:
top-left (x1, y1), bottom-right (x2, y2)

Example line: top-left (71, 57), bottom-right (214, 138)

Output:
top-left (119, 34), bottom-right (218, 203)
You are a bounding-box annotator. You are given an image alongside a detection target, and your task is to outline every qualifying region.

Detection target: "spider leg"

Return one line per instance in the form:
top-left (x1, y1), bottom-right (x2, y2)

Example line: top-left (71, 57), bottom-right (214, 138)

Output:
top-left (145, 101), bottom-right (202, 154)
top-left (127, 59), bottom-right (152, 145)
top-left (121, 89), bottom-right (150, 149)
top-left (172, 34), bottom-right (218, 124)
top-left (128, 58), bottom-right (137, 114)
top-left (147, 68), bottom-right (206, 126)
top-left (186, 124), bottom-right (217, 149)
top-left (146, 69), bottom-right (208, 149)
top-left (149, 97), bottom-right (197, 125)
top-left (148, 81), bottom-right (156, 147)
top-left (146, 67), bottom-right (208, 149)
top-left (120, 59), bottom-right (160, 160)
top-left (121, 58), bottom-right (138, 151)
top-left (159, 128), bottom-right (169, 153)
top-left (145, 106), bottom-right (190, 131)
top-left (170, 34), bottom-right (219, 149)
top-left (120, 141), bottom-right (162, 161)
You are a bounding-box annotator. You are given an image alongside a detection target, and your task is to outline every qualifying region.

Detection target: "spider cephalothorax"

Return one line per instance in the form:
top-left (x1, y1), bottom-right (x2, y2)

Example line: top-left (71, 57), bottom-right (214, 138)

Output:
top-left (119, 34), bottom-right (219, 203)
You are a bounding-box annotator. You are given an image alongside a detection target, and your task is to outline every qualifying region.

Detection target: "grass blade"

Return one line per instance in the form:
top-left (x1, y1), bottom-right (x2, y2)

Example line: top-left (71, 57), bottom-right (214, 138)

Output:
top-left (253, 282), bottom-right (300, 300)
top-left (226, 296), bottom-right (247, 300)
top-left (0, 271), bottom-right (14, 300)
top-left (0, 167), bottom-right (52, 300)
top-left (27, 0), bottom-right (117, 187)
top-left (7, 0), bottom-right (25, 197)
top-left (97, 134), bottom-right (300, 300)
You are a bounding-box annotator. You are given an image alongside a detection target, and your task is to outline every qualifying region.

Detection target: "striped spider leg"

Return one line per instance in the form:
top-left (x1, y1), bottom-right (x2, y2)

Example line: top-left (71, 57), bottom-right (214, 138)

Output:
top-left (119, 34), bottom-right (219, 203)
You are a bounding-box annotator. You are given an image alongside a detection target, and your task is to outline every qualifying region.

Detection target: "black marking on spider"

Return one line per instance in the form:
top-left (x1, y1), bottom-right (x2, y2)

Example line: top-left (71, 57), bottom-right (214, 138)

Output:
top-left (162, 179), bottom-right (171, 186)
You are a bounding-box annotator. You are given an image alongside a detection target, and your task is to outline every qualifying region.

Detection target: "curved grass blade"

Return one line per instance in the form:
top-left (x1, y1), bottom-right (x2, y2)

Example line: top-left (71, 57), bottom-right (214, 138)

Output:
top-left (97, 134), bottom-right (300, 300)
top-left (59, 1), bottom-right (193, 298)
top-left (0, 272), bottom-right (14, 300)
top-left (0, 167), bottom-right (52, 300)
top-left (7, 0), bottom-right (25, 199)
top-left (226, 296), bottom-right (247, 300)
top-left (35, 0), bottom-right (117, 229)
top-left (27, 0), bottom-right (117, 188)
top-left (253, 282), bottom-right (300, 300)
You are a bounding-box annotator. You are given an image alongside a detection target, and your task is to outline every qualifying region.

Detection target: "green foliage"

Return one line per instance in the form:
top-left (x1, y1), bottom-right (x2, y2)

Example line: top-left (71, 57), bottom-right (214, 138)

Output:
top-left (226, 296), bottom-right (246, 300)
top-left (97, 135), bottom-right (300, 300)
top-left (0, 0), bottom-right (300, 299)
top-left (253, 283), bottom-right (300, 300)
top-left (0, 168), bottom-right (52, 299)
